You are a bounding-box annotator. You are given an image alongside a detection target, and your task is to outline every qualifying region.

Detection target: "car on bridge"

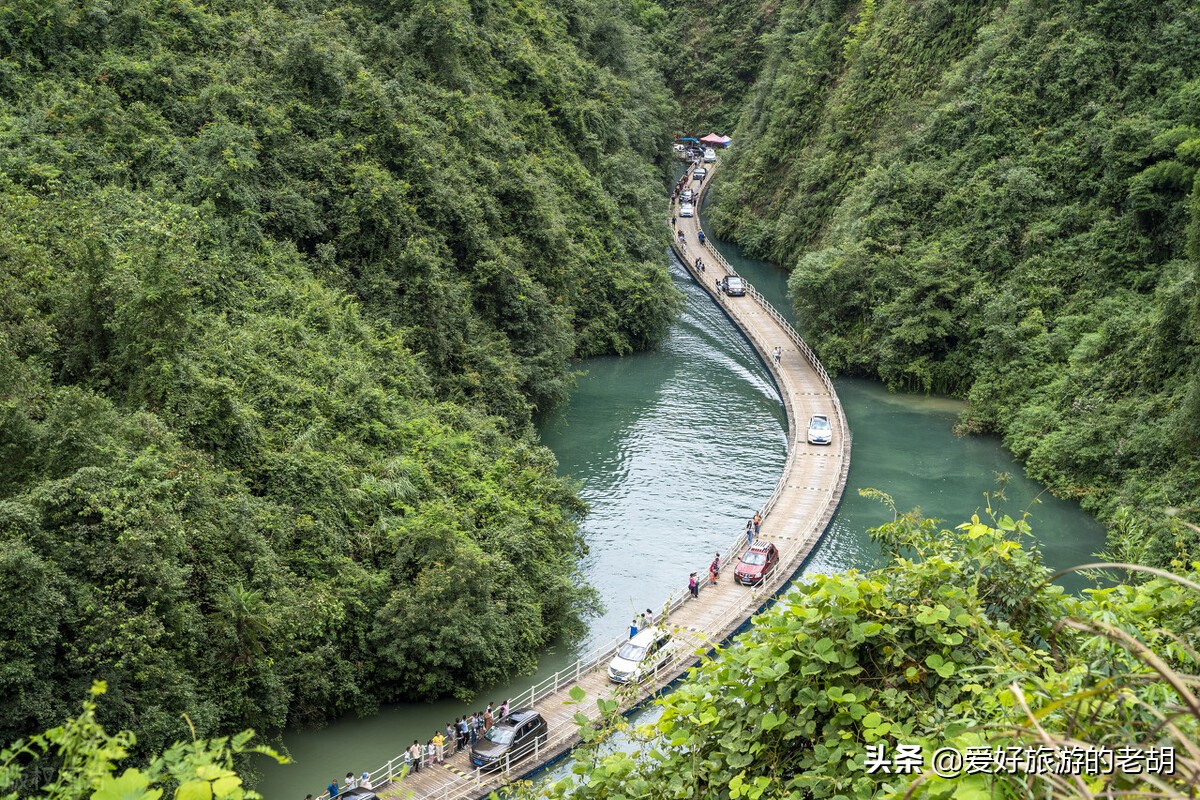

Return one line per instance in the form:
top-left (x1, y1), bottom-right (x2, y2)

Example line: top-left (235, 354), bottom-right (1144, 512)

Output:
top-left (680, 188), bottom-right (694, 203)
top-left (703, 148), bottom-right (717, 163)
top-left (734, 541), bottom-right (780, 585)
top-left (724, 276), bottom-right (746, 296)
top-left (692, 167), bottom-right (708, 182)
top-left (679, 203), bottom-right (695, 217)
top-left (807, 414), bottom-right (833, 445)
top-left (608, 627), bottom-right (672, 684)
top-left (469, 709), bottom-right (548, 771)
top-left (336, 789), bottom-right (378, 800)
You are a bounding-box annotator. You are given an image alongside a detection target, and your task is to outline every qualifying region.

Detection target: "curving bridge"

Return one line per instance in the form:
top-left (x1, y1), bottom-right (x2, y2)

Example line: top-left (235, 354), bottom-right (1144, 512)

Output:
top-left (348, 154), bottom-right (852, 800)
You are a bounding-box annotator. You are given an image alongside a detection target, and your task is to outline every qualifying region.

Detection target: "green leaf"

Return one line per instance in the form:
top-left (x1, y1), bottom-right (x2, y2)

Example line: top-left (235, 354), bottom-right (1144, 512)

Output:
top-left (92, 769), bottom-right (162, 800)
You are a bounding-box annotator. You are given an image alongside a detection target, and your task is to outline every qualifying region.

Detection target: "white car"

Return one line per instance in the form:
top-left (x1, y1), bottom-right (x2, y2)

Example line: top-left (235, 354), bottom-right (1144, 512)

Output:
top-left (807, 414), bottom-right (833, 445)
top-left (679, 203), bottom-right (695, 217)
top-left (703, 148), bottom-right (717, 163)
top-left (608, 627), bottom-right (672, 684)
top-left (680, 188), bottom-right (694, 203)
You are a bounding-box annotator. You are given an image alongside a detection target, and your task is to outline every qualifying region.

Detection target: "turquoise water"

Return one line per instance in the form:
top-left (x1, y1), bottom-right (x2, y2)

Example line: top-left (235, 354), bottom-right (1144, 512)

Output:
top-left (256, 190), bottom-right (1106, 800)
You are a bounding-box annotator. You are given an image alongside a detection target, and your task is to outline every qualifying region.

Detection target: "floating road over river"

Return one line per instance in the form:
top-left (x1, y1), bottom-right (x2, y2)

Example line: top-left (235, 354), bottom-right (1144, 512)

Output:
top-left (331, 155), bottom-right (852, 800)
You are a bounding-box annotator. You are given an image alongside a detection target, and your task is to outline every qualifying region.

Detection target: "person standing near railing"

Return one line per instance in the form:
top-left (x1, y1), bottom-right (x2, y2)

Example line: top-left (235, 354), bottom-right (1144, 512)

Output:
top-left (745, 519), bottom-right (754, 546)
top-left (433, 729), bottom-right (445, 764)
top-left (326, 778), bottom-right (338, 799)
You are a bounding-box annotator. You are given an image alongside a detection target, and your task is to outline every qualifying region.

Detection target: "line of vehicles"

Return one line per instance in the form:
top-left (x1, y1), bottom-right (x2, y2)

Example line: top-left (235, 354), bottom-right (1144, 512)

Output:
top-left (674, 144), bottom-right (719, 163)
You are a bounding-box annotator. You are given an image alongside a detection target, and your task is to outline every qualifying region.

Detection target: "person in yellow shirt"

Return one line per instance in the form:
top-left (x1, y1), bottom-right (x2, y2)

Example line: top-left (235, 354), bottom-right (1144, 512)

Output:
top-left (433, 731), bottom-right (445, 764)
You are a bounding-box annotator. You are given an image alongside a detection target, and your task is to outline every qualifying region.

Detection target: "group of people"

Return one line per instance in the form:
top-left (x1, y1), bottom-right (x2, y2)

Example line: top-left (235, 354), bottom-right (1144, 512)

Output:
top-left (745, 512), bottom-right (763, 546)
top-left (321, 771), bottom-right (372, 799)
top-left (628, 607), bottom-right (658, 637)
top-left (318, 701), bottom-right (514, 797)
top-left (685, 551), bottom-right (724, 599)
top-left (671, 173), bottom-right (690, 203)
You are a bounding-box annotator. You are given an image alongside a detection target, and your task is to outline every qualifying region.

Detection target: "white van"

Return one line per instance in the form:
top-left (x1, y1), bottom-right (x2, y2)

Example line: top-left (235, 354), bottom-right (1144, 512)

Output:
top-left (703, 148), bottom-right (717, 163)
top-left (608, 627), bottom-right (672, 683)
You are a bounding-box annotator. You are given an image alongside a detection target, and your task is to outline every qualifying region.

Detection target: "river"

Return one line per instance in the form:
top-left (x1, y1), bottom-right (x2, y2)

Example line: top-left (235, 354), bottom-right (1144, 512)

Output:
top-left (255, 205), bottom-right (1106, 800)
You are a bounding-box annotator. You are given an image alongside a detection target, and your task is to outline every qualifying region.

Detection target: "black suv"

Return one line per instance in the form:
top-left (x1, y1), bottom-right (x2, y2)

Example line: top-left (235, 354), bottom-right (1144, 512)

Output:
top-left (469, 709), bottom-right (549, 771)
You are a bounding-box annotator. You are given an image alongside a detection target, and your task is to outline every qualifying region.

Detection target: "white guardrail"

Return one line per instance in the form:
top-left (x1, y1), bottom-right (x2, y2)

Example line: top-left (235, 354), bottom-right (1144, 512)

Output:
top-left (317, 157), bottom-right (849, 800)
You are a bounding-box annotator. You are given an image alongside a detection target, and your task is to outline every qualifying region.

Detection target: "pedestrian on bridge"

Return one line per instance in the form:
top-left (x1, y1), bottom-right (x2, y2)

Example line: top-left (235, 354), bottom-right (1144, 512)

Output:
top-left (698, 229), bottom-right (706, 245)
top-left (688, 572), bottom-right (700, 598)
top-left (754, 512), bottom-right (762, 536)
top-left (427, 739), bottom-right (436, 767)
top-left (409, 741), bottom-right (422, 773)
top-left (710, 553), bottom-right (720, 584)
top-left (671, 215), bottom-right (676, 228)
top-left (746, 519), bottom-right (754, 546)
top-left (360, 772), bottom-right (372, 790)
top-left (629, 618), bottom-right (638, 638)
top-left (433, 730), bottom-right (445, 764)
top-left (678, 231), bottom-right (685, 245)
top-left (327, 779), bottom-right (338, 799)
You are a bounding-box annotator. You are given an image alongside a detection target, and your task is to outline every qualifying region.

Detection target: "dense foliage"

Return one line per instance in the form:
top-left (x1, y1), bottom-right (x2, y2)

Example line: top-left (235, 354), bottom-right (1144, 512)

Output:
top-left (706, 0), bottom-right (1200, 556)
top-left (0, 682), bottom-right (281, 800)
top-left (540, 497), bottom-right (1200, 799)
top-left (658, 0), bottom-right (775, 134)
top-left (0, 0), bottom-right (679, 756)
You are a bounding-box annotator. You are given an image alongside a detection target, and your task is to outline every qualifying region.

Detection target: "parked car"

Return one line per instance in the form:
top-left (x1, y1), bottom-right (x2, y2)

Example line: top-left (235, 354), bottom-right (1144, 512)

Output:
top-left (734, 541), bottom-right (780, 585)
top-left (692, 167), bottom-right (708, 181)
top-left (608, 627), bottom-right (672, 684)
top-left (337, 790), bottom-right (378, 800)
top-left (469, 709), bottom-right (548, 770)
top-left (807, 414), bottom-right (833, 445)
top-left (703, 148), bottom-right (717, 162)
top-left (724, 276), bottom-right (746, 296)
top-left (679, 203), bottom-right (695, 218)
top-left (680, 188), bottom-right (694, 203)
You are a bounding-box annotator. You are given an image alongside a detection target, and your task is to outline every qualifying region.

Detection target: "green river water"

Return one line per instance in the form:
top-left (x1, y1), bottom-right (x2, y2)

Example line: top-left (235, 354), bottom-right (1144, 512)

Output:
top-left (255, 205), bottom-right (1107, 800)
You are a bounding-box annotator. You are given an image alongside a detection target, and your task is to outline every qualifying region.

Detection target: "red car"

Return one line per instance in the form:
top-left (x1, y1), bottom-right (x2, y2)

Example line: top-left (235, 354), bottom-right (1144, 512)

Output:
top-left (734, 542), bottom-right (780, 585)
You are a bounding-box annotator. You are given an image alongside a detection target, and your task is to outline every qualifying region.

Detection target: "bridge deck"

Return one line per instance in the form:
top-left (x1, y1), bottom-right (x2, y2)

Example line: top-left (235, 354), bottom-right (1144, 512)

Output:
top-left (358, 157), bottom-right (851, 800)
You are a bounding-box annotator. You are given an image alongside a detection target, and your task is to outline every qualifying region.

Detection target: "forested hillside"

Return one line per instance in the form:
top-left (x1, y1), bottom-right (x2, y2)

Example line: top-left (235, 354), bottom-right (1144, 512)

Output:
top-left (706, 0), bottom-right (1200, 557)
top-left (0, 0), bottom-right (677, 755)
top-left (659, 0), bottom-right (775, 134)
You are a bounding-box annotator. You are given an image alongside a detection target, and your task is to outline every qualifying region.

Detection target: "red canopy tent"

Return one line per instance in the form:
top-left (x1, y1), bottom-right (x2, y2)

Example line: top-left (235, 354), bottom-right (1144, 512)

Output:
top-left (698, 133), bottom-right (727, 145)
